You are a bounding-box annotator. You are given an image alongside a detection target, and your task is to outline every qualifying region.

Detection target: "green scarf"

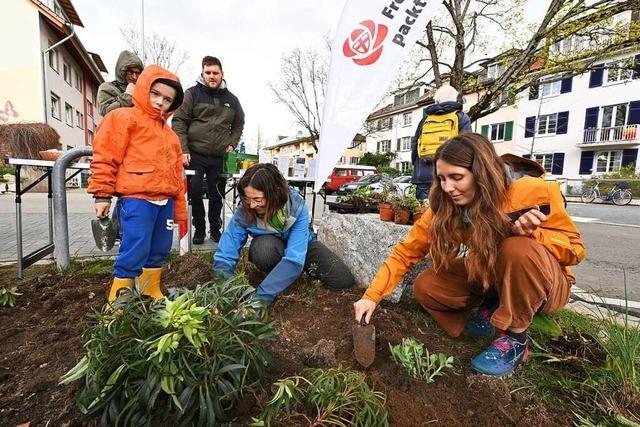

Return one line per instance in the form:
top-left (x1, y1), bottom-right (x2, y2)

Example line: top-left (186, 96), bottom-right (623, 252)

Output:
top-left (268, 205), bottom-right (288, 232)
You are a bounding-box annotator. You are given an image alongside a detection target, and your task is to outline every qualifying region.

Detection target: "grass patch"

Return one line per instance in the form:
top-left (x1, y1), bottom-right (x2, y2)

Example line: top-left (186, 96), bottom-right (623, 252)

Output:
top-left (63, 258), bottom-right (114, 275)
top-left (514, 308), bottom-right (640, 426)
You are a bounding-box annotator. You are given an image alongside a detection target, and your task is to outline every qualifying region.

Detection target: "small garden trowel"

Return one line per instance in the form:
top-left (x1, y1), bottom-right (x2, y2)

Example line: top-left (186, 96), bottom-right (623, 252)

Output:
top-left (353, 314), bottom-right (375, 368)
top-left (91, 217), bottom-right (117, 252)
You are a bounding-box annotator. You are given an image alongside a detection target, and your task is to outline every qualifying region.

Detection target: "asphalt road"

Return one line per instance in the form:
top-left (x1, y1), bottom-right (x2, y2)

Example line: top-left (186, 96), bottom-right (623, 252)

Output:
top-left (566, 203), bottom-right (640, 301)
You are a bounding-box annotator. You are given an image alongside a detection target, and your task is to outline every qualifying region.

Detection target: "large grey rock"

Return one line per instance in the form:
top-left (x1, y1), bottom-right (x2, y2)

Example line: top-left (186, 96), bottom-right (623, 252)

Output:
top-left (318, 212), bottom-right (430, 303)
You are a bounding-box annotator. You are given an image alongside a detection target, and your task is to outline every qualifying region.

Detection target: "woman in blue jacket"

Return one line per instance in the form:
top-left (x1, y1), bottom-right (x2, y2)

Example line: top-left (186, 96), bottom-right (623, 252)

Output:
top-left (213, 163), bottom-right (354, 303)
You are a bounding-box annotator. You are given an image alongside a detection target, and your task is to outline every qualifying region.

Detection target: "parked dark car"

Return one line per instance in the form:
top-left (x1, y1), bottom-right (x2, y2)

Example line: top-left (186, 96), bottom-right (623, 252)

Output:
top-left (336, 173), bottom-right (394, 195)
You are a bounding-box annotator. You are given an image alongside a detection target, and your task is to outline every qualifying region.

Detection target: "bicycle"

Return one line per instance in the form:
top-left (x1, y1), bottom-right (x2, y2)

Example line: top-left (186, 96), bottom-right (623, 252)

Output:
top-left (580, 181), bottom-right (633, 205)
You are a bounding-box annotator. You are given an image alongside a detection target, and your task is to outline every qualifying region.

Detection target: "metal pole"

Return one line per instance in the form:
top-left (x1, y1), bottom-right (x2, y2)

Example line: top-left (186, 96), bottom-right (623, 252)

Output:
top-left (15, 165), bottom-right (24, 279)
top-left (141, 0), bottom-right (145, 63)
top-left (52, 147), bottom-right (92, 271)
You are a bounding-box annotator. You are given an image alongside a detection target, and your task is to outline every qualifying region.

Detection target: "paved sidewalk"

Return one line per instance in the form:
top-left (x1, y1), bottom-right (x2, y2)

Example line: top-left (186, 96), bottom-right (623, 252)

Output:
top-left (0, 190), bottom-right (219, 262)
top-left (0, 189), bottom-right (328, 263)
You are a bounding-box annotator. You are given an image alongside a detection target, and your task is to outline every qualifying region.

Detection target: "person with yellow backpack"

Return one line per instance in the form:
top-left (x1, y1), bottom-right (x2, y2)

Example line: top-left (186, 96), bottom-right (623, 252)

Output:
top-left (411, 85), bottom-right (472, 200)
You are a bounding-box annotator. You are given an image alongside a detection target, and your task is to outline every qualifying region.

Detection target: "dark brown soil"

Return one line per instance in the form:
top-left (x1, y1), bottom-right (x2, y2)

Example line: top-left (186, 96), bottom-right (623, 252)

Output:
top-left (0, 255), bottom-right (575, 426)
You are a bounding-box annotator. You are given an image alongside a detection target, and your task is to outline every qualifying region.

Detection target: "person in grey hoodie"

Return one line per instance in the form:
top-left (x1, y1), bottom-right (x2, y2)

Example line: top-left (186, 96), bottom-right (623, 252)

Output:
top-left (97, 50), bottom-right (144, 116)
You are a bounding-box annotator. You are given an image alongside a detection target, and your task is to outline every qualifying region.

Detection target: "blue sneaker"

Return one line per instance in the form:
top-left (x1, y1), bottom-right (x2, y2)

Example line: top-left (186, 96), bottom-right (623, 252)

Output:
top-left (470, 332), bottom-right (528, 377)
top-left (465, 306), bottom-right (496, 336)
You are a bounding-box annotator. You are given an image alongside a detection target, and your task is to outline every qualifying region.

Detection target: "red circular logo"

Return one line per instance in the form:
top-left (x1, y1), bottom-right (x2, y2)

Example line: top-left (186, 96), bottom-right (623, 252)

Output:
top-left (342, 20), bottom-right (388, 66)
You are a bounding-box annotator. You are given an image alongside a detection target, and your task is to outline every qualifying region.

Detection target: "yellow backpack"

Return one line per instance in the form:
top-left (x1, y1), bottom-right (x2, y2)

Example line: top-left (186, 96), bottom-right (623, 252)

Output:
top-left (417, 111), bottom-right (459, 159)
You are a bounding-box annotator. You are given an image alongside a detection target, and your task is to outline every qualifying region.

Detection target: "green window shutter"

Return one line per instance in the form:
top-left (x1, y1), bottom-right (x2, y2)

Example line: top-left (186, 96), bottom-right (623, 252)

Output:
top-left (481, 125), bottom-right (489, 138)
top-left (504, 121), bottom-right (514, 141)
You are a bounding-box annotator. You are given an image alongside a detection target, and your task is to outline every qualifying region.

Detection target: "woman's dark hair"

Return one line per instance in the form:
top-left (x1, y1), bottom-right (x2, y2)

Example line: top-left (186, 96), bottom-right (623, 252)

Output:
top-left (428, 133), bottom-right (511, 288)
top-left (237, 163), bottom-right (289, 223)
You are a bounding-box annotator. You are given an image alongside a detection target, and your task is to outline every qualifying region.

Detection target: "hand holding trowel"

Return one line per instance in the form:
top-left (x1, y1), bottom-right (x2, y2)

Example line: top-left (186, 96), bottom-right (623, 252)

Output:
top-left (353, 313), bottom-right (376, 368)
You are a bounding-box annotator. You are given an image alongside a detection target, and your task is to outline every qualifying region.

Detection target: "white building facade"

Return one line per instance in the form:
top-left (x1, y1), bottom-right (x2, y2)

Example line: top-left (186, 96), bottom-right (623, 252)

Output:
top-left (517, 48), bottom-right (640, 179)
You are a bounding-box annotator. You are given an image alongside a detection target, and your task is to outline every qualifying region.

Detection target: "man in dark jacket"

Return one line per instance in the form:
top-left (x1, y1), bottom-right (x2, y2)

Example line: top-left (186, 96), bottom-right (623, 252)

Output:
top-left (172, 56), bottom-right (245, 244)
top-left (411, 85), bottom-right (472, 200)
top-left (97, 50), bottom-right (144, 116)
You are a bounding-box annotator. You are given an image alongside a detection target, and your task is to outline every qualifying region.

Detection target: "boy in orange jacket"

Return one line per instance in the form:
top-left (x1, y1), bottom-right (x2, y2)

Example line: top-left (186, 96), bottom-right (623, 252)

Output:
top-left (88, 64), bottom-right (187, 303)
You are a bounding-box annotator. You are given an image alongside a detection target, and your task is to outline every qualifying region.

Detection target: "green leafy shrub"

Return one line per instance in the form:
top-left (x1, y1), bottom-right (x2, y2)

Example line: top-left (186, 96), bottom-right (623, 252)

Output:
top-left (377, 166), bottom-right (401, 177)
top-left (584, 164), bottom-right (640, 194)
top-left (60, 275), bottom-right (275, 425)
top-left (389, 338), bottom-right (454, 383)
top-left (254, 367), bottom-right (388, 427)
top-left (0, 286), bottom-right (21, 307)
top-left (338, 186), bottom-right (375, 208)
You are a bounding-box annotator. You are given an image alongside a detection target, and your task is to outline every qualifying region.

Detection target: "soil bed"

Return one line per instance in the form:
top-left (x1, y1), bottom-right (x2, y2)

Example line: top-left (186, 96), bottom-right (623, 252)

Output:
top-left (0, 254), bottom-right (573, 426)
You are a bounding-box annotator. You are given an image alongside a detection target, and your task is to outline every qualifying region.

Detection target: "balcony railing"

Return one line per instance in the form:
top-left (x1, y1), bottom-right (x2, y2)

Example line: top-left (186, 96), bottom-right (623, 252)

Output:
top-left (583, 124), bottom-right (639, 144)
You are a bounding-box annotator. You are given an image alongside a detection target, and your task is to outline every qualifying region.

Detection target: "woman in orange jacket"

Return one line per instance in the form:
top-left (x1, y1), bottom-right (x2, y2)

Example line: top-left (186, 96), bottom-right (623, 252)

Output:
top-left (88, 65), bottom-right (187, 304)
top-left (353, 133), bottom-right (585, 377)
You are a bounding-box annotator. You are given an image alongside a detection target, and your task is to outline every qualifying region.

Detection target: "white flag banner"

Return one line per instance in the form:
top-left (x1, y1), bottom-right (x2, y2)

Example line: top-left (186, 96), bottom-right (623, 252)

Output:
top-left (314, 0), bottom-right (441, 192)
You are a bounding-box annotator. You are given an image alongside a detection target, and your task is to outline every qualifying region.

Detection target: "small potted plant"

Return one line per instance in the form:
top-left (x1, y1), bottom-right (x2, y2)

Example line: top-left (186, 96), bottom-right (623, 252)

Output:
top-left (374, 184), bottom-right (394, 222)
top-left (392, 193), bottom-right (419, 225)
top-left (413, 199), bottom-right (429, 223)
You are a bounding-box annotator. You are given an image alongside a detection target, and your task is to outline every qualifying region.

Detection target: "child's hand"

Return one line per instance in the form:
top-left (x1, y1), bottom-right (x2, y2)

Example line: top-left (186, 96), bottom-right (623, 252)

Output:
top-left (95, 202), bottom-right (111, 219)
top-left (182, 153), bottom-right (191, 166)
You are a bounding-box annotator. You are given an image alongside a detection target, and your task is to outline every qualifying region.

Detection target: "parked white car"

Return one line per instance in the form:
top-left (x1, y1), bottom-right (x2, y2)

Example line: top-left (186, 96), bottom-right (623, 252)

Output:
top-left (368, 175), bottom-right (413, 196)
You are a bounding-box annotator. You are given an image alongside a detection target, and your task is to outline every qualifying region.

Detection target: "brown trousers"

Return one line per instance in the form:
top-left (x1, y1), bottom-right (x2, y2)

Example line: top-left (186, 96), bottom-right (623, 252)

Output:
top-left (413, 236), bottom-right (572, 337)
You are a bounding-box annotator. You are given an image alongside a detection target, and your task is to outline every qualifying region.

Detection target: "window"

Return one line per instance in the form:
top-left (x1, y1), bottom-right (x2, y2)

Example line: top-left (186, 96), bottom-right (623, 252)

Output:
top-left (540, 78), bottom-right (561, 97)
top-left (605, 60), bottom-right (632, 84)
top-left (550, 35), bottom-right (585, 56)
top-left (533, 154), bottom-right (553, 173)
top-left (48, 42), bottom-right (59, 72)
top-left (339, 156), bottom-right (345, 164)
top-left (403, 112), bottom-right (412, 126)
top-left (398, 161), bottom-right (411, 172)
top-left (50, 92), bottom-right (61, 120)
top-left (76, 111), bottom-right (84, 129)
top-left (65, 103), bottom-right (73, 126)
top-left (377, 117), bottom-right (392, 130)
top-left (400, 136), bottom-right (411, 151)
top-left (63, 62), bottom-right (71, 85)
top-left (596, 150), bottom-right (622, 173)
top-left (394, 88), bottom-right (420, 106)
top-left (537, 113), bottom-right (558, 135)
top-left (379, 140), bottom-right (391, 152)
top-left (87, 100), bottom-right (94, 117)
top-left (487, 63), bottom-right (505, 80)
top-left (490, 123), bottom-right (506, 141)
top-left (75, 71), bottom-right (83, 91)
top-left (491, 89), bottom-right (511, 109)
top-left (350, 156), bottom-right (359, 165)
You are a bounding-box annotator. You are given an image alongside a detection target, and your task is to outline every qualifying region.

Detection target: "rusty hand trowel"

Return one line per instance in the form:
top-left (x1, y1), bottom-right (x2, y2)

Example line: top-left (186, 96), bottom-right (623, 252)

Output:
top-left (353, 314), bottom-right (376, 368)
top-left (91, 217), bottom-right (118, 252)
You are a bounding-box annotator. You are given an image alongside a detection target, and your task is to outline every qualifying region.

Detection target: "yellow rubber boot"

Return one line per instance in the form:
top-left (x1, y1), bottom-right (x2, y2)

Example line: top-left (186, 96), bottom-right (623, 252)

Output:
top-left (108, 277), bottom-right (134, 303)
top-left (137, 267), bottom-right (164, 300)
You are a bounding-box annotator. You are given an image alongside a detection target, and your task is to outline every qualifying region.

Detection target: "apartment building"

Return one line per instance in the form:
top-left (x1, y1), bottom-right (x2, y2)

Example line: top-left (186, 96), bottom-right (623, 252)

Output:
top-left (0, 0), bottom-right (107, 152)
top-left (264, 132), bottom-right (367, 176)
top-left (366, 9), bottom-right (639, 181)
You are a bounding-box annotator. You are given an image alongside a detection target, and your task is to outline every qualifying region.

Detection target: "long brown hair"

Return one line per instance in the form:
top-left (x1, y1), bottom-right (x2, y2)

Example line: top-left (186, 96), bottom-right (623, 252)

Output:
top-left (237, 163), bottom-right (289, 224)
top-left (428, 133), bottom-right (511, 287)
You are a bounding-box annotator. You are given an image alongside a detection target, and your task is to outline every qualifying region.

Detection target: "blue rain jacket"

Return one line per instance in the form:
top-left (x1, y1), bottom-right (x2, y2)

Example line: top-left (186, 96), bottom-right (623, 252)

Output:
top-left (213, 187), bottom-right (314, 303)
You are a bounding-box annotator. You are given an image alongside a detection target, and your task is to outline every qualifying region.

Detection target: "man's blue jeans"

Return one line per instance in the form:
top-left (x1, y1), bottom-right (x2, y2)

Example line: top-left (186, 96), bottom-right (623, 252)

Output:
top-left (415, 183), bottom-right (431, 201)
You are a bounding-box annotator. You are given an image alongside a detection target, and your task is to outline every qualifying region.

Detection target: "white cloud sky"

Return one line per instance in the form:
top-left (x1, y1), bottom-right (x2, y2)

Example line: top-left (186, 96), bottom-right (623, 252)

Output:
top-left (73, 0), bottom-right (549, 152)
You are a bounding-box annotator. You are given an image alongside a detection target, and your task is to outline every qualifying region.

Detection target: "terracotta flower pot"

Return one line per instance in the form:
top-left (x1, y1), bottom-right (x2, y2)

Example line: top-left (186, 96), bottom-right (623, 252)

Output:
top-left (394, 208), bottom-right (411, 225)
top-left (413, 207), bottom-right (428, 223)
top-left (379, 203), bottom-right (394, 221)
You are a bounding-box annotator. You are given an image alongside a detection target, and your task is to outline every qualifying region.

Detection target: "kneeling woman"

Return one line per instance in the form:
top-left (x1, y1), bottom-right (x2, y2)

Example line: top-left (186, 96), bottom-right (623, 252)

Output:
top-left (214, 163), bottom-right (355, 303)
top-left (353, 133), bottom-right (585, 377)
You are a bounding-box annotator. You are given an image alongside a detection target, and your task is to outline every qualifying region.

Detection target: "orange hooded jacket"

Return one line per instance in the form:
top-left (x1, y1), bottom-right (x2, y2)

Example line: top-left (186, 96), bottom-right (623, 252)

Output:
top-left (88, 65), bottom-right (187, 223)
top-left (363, 155), bottom-right (586, 304)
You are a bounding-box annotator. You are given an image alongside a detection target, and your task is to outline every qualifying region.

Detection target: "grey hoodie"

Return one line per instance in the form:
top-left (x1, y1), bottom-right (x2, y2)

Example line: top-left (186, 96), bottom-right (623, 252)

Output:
top-left (97, 50), bottom-right (144, 116)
